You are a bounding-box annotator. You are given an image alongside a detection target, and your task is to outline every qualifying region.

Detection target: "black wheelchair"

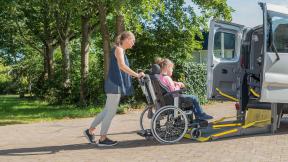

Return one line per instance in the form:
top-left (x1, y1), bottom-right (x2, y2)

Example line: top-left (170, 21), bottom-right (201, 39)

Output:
top-left (137, 64), bottom-right (208, 143)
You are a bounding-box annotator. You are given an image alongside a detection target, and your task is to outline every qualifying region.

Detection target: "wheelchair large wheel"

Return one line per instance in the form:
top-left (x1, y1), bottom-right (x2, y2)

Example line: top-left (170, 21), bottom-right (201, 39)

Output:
top-left (151, 106), bottom-right (188, 143)
top-left (140, 105), bottom-right (154, 131)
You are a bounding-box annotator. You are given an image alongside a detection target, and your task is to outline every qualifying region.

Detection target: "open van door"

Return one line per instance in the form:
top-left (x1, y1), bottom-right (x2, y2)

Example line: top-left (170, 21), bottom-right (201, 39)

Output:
top-left (260, 3), bottom-right (288, 103)
top-left (207, 20), bottom-right (244, 100)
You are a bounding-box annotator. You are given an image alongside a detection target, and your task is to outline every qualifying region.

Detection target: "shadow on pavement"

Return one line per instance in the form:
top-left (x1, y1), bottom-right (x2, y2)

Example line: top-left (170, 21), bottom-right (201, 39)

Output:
top-left (3, 124), bottom-right (288, 156)
top-left (0, 138), bottom-right (195, 156)
top-left (0, 144), bottom-right (96, 156)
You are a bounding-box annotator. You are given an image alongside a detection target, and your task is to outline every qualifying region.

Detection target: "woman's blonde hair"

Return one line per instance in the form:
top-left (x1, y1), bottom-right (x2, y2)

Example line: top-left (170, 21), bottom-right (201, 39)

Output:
top-left (154, 57), bottom-right (174, 69)
top-left (115, 31), bottom-right (135, 46)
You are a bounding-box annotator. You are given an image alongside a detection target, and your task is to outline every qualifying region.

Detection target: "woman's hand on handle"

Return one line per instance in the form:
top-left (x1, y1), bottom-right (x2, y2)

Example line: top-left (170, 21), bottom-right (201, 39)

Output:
top-left (137, 72), bottom-right (145, 78)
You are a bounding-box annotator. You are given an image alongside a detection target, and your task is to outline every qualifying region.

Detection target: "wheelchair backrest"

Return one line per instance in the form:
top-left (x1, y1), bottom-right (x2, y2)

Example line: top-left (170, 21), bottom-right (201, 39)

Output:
top-left (138, 64), bottom-right (171, 109)
top-left (138, 75), bottom-right (153, 105)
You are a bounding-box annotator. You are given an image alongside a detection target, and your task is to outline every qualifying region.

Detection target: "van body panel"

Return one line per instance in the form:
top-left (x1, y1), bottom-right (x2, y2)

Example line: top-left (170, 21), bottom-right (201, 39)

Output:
top-left (260, 3), bottom-right (288, 103)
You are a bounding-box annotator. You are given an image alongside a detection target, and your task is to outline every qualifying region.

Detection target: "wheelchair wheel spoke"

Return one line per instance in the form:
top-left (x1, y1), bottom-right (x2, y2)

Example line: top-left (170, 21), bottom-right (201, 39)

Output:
top-left (152, 106), bottom-right (188, 143)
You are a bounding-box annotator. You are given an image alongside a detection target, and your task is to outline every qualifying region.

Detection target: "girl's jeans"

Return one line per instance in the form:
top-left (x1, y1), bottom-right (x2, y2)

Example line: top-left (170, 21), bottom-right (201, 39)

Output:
top-left (180, 94), bottom-right (204, 117)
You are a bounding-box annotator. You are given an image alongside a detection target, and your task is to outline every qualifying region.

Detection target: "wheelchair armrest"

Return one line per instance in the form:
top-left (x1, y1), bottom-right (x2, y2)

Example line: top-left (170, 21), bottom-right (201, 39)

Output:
top-left (179, 88), bottom-right (187, 92)
top-left (163, 88), bottom-right (186, 97)
top-left (137, 69), bottom-right (144, 73)
top-left (171, 88), bottom-right (187, 94)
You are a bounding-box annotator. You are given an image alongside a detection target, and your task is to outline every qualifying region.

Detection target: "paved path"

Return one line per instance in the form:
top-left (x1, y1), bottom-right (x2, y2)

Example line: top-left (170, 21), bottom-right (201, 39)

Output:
top-left (1, 102), bottom-right (288, 162)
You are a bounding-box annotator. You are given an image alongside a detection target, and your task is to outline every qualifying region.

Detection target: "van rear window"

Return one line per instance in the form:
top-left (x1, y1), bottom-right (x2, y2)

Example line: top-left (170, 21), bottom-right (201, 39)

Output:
top-left (213, 32), bottom-right (236, 59)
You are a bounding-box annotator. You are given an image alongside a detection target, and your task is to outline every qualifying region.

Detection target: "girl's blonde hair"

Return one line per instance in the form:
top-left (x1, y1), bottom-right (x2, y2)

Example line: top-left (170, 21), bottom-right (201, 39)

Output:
top-left (115, 31), bottom-right (135, 46)
top-left (154, 57), bottom-right (174, 69)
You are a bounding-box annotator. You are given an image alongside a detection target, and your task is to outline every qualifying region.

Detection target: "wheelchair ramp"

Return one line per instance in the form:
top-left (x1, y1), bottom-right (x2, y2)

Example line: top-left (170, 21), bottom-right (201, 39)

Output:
top-left (185, 107), bottom-right (274, 142)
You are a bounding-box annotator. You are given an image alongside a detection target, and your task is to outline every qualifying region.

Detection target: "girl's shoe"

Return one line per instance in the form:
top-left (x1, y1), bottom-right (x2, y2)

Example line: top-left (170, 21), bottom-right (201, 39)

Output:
top-left (198, 113), bottom-right (213, 120)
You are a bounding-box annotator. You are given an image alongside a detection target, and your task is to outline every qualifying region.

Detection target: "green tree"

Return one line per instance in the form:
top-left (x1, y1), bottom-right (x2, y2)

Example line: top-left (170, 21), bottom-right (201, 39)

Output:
top-left (130, 0), bottom-right (232, 68)
top-left (78, 0), bottom-right (99, 106)
top-left (0, 1), bottom-right (25, 65)
top-left (16, 0), bottom-right (59, 81)
top-left (0, 0), bottom-right (233, 106)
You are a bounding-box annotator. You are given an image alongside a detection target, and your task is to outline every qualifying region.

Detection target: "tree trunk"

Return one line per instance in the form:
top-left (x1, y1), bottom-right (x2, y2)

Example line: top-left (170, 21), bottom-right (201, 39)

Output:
top-left (43, 45), bottom-right (49, 80)
top-left (116, 14), bottom-right (125, 36)
top-left (48, 45), bottom-right (55, 80)
top-left (43, 43), bottom-right (55, 80)
top-left (80, 15), bottom-right (91, 107)
top-left (98, 2), bottom-right (111, 79)
top-left (60, 38), bottom-right (71, 90)
top-left (54, 9), bottom-right (73, 95)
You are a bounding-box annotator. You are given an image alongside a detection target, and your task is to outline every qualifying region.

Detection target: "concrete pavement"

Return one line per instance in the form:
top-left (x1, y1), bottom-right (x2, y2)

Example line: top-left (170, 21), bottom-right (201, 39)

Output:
top-left (1, 102), bottom-right (288, 162)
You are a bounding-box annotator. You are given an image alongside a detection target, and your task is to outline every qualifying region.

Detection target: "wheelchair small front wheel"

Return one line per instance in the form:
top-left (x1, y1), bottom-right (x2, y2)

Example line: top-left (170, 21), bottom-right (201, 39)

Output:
top-left (151, 106), bottom-right (188, 143)
top-left (190, 128), bottom-right (201, 140)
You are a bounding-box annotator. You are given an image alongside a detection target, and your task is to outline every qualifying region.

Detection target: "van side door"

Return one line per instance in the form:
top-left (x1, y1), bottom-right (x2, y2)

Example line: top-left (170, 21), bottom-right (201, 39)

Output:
top-left (260, 3), bottom-right (288, 103)
top-left (207, 20), bottom-right (244, 100)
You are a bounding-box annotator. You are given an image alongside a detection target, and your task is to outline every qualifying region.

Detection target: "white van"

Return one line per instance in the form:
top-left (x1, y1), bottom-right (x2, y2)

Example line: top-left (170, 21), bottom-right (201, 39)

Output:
top-left (207, 2), bottom-right (288, 132)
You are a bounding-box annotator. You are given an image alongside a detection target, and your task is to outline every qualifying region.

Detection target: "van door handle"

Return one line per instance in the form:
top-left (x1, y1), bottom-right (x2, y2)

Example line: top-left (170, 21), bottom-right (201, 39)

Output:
top-left (222, 69), bottom-right (228, 74)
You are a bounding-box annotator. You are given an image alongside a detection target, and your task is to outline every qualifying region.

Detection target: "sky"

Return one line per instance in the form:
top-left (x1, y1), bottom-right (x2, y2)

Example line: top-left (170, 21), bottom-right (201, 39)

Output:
top-left (186, 0), bottom-right (288, 27)
top-left (227, 0), bottom-right (288, 27)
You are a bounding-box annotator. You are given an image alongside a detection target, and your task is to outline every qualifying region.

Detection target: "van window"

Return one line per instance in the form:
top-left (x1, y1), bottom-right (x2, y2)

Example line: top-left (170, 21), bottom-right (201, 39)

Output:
top-left (214, 32), bottom-right (236, 59)
top-left (271, 16), bottom-right (288, 53)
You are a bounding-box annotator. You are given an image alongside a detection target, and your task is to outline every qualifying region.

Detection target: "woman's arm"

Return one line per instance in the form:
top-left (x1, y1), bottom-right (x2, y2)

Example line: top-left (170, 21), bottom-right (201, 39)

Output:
top-left (115, 47), bottom-right (142, 78)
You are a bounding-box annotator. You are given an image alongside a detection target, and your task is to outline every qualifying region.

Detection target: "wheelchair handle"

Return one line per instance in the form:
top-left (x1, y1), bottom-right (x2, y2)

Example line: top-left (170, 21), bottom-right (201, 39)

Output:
top-left (137, 69), bottom-right (144, 73)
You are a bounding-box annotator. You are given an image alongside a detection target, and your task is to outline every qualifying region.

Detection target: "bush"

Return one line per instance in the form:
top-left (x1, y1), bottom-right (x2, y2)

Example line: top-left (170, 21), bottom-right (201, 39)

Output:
top-left (0, 61), bottom-right (13, 94)
top-left (177, 62), bottom-right (208, 104)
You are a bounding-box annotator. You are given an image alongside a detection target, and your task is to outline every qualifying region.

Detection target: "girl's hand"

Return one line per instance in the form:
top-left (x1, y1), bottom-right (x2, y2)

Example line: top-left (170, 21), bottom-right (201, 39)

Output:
top-left (179, 82), bottom-right (185, 88)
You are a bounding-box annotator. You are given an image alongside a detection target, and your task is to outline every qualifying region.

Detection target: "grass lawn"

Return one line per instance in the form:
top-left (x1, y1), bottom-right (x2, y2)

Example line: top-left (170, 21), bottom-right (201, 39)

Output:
top-left (0, 95), bottom-right (105, 126)
top-left (0, 95), bottom-right (213, 126)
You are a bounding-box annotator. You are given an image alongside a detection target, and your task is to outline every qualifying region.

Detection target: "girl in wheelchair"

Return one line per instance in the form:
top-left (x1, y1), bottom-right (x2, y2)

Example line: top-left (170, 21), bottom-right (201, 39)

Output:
top-left (155, 57), bottom-right (213, 120)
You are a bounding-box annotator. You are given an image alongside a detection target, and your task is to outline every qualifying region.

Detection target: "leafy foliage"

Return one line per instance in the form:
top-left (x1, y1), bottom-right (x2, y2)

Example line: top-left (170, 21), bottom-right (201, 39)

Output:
top-left (0, 60), bottom-right (13, 94)
top-left (0, 0), bottom-right (233, 107)
top-left (180, 62), bottom-right (208, 104)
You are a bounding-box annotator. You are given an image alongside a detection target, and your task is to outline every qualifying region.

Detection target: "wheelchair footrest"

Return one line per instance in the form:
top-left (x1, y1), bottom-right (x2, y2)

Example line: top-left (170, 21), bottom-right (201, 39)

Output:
top-left (137, 129), bottom-right (153, 137)
top-left (190, 119), bottom-right (209, 128)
